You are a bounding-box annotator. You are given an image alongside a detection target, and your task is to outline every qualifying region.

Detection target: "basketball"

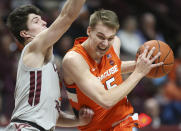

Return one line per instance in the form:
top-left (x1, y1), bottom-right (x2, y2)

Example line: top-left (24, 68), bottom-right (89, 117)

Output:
top-left (136, 40), bottom-right (174, 78)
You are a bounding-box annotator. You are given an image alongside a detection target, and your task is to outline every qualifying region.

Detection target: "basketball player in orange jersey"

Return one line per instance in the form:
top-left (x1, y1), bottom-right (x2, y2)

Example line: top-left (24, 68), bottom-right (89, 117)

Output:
top-left (5, 0), bottom-right (94, 131)
top-left (62, 9), bottom-right (163, 131)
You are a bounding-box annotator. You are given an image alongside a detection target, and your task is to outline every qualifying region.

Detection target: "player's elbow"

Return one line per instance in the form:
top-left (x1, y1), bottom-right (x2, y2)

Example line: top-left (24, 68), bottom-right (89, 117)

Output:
top-left (97, 94), bottom-right (115, 109)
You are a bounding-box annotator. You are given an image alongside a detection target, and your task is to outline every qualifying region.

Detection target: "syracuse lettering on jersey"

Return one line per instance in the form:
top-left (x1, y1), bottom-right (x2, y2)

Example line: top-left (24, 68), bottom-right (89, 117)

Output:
top-left (97, 65), bottom-right (118, 81)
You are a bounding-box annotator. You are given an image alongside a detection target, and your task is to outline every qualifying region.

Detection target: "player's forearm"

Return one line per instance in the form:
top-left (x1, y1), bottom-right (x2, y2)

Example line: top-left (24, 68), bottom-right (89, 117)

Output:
top-left (53, 0), bottom-right (86, 28)
top-left (55, 0), bottom-right (86, 27)
top-left (103, 71), bottom-right (143, 108)
top-left (56, 117), bottom-right (87, 127)
top-left (61, 0), bottom-right (86, 20)
top-left (38, 0), bottom-right (86, 51)
top-left (121, 61), bottom-right (136, 74)
top-left (50, 0), bottom-right (86, 37)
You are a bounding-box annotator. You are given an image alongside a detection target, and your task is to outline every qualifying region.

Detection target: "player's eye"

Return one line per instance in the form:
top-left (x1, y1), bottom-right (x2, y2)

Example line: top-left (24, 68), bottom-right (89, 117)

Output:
top-left (97, 35), bottom-right (105, 40)
top-left (108, 38), bottom-right (114, 41)
top-left (33, 18), bottom-right (39, 24)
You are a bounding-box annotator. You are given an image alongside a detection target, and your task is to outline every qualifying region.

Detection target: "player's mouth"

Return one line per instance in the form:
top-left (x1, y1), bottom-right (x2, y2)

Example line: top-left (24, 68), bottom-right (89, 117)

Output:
top-left (97, 46), bottom-right (108, 52)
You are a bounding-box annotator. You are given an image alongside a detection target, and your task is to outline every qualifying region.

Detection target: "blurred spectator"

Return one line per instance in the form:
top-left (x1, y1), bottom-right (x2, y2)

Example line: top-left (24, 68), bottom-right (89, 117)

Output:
top-left (141, 58), bottom-right (181, 128)
top-left (129, 77), bottom-right (159, 112)
top-left (11, 0), bottom-right (32, 9)
top-left (138, 12), bottom-right (168, 88)
top-left (35, 0), bottom-right (60, 12)
top-left (167, 59), bottom-right (181, 87)
top-left (173, 33), bottom-right (181, 59)
top-left (144, 98), bottom-right (161, 128)
top-left (118, 16), bottom-right (142, 59)
top-left (86, 0), bottom-right (102, 14)
top-left (138, 13), bottom-right (165, 44)
top-left (163, 60), bottom-right (181, 101)
top-left (159, 59), bottom-right (181, 125)
top-left (0, 34), bottom-right (18, 126)
top-left (102, 0), bottom-right (131, 23)
top-left (55, 35), bottom-right (73, 58)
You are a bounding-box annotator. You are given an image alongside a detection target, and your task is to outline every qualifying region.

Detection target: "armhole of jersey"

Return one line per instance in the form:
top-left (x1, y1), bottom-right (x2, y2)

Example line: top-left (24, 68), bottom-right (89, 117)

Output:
top-left (49, 54), bottom-right (54, 63)
top-left (19, 43), bottom-right (42, 71)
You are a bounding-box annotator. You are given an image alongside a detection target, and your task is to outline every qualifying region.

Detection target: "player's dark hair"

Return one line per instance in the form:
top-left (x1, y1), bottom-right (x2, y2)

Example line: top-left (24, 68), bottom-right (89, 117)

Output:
top-left (7, 5), bottom-right (41, 44)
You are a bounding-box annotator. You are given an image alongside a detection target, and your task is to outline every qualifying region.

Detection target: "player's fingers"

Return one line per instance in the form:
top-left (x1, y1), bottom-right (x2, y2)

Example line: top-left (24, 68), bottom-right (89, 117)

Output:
top-left (151, 62), bottom-right (164, 68)
top-left (142, 45), bottom-right (149, 58)
top-left (87, 109), bottom-right (94, 118)
top-left (84, 108), bottom-right (89, 117)
top-left (84, 108), bottom-right (94, 118)
top-left (86, 108), bottom-right (91, 118)
top-left (79, 107), bottom-right (87, 116)
top-left (147, 47), bottom-right (155, 59)
top-left (150, 52), bottom-right (161, 63)
top-left (79, 106), bottom-right (94, 119)
top-left (85, 108), bottom-right (93, 118)
top-left (80, 107), bottom-right (88, 117)
top-left (84, 108), bottom-right (89, 116)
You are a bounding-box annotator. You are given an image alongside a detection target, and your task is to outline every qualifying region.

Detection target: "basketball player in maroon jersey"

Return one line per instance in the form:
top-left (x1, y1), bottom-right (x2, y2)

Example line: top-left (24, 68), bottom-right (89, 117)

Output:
top-left (5, 0), bottom-right (94, 131)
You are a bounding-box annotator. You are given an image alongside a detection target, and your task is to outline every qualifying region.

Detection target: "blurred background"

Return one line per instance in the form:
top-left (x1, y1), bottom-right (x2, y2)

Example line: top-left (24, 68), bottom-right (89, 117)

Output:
top-left (0, 0), bottom-right (181, 131)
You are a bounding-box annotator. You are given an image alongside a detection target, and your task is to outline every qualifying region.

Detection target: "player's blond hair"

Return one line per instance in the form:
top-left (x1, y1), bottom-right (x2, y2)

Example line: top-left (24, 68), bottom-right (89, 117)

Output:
top-left (89, 9), bottom-right (120, 31)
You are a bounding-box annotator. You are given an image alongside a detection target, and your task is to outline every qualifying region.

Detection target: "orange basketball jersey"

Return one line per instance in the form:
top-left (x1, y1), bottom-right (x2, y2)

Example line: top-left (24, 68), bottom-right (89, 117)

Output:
top-left (66, 37), bottom-right (134, 130)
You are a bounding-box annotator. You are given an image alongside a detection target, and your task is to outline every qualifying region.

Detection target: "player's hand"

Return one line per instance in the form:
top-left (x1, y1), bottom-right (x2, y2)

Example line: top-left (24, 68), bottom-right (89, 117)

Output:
top-left (135, 46), bottom-right (163, 77)
top-left (79, 106), bottom-right (94, 126)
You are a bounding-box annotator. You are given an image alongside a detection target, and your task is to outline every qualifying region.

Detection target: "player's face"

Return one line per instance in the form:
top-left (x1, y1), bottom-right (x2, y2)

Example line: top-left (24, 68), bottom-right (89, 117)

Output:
top-left (87, 22), bottom-right (116, 58)
top-left (26, 13), bottom-right (47, 38)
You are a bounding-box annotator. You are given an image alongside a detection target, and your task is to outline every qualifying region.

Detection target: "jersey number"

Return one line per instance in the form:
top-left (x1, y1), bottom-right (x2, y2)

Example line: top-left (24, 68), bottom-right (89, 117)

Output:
top-left (106, 77), bottom-right (117, 90)
top-left (28, 71), bottom-right (42, 106)
top-left (106, 77), bottom-right (129, 103)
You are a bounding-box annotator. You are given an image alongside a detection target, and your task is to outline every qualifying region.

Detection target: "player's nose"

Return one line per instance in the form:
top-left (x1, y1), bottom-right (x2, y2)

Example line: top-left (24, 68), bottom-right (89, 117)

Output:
top-left (102, 39), bottom-right (109, 47)
top-left (42, 20), bottom-right (47, 27)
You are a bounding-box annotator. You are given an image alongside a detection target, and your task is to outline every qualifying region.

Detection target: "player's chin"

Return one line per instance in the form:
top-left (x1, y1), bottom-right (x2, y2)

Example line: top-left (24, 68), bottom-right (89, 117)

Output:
top-left (96, 51), bottom-right (105, 58)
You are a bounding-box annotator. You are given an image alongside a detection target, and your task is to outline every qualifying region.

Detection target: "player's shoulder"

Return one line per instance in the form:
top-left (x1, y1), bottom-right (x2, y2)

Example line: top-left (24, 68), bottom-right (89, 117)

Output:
top-left (62, 51), bottom-right (86, 67)
top-left (63, 51), bottom-right (81, 60)
top-left (112, 36), bottom-right (121, 57)
top-left (113, 36), bottom-right (121, 48)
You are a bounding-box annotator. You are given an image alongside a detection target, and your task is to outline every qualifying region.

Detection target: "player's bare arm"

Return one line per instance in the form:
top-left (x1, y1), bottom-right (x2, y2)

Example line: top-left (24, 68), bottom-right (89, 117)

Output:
top-left (23, 0), bottom-right (86, 67)
top-left (56, 106), bottom-right (94, 127)
top-left (112, 36), bottom-right (136, 74)
top-left (121, 61), bottom-right (136, 74)
top-left (33, 0), bottom-right (86, 51)
top-left (63, 46), bottom-right (163, 109)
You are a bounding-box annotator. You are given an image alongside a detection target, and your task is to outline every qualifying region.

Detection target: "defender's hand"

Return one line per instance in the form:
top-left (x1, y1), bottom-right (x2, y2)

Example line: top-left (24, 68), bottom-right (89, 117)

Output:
top-left (79, 106), bottom-right (94, 126)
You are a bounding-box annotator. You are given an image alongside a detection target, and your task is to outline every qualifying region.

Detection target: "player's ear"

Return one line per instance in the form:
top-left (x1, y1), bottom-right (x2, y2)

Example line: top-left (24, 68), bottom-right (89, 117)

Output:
top-left (87, 26), bottom-right (91, 36)
top-left (20, 30), bottom-right (31, 38)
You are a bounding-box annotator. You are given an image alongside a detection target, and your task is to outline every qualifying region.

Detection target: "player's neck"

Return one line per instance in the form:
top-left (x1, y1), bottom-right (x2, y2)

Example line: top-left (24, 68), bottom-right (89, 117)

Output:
top-left (24, 38), bottom-right (33, 45)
